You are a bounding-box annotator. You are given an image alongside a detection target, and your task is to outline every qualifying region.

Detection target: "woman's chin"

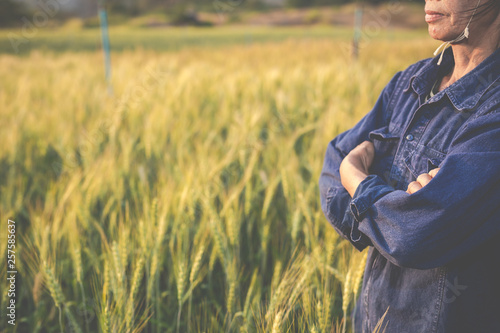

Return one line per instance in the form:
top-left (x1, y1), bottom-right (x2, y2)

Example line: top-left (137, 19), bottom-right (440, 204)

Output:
top-left (427, 26), bottom-right (455, 42)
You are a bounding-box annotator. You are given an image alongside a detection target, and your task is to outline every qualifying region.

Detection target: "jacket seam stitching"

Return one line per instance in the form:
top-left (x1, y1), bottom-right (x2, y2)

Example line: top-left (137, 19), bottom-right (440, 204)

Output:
top-left (365, 251), bottom-right (379, 332)
top-left (431, 266), bottom-right (447, 333)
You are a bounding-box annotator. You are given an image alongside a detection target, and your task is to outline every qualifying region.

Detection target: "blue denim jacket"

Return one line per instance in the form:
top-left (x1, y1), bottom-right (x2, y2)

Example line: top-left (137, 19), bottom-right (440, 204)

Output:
top-left (319, 46), bottom-right (500, 333)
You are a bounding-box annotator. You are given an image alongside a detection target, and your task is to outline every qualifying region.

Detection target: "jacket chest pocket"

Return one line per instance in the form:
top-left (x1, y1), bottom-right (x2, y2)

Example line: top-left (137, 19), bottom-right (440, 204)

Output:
top-left (404, 144), bottom-right (447, 179)
top-left (368, 126), bottom-right (401, 184)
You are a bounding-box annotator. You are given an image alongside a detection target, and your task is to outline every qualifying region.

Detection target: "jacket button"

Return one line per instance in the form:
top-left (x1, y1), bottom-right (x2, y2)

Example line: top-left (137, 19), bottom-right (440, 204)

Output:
top-left (406, 134), bottom-right (414, 141)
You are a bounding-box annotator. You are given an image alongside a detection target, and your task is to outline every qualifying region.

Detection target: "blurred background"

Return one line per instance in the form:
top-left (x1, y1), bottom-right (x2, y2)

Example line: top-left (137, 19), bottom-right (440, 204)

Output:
top-left (0, 1), bottom-right (435, 332)
top-left (1, 0), bottom-right (428, 54)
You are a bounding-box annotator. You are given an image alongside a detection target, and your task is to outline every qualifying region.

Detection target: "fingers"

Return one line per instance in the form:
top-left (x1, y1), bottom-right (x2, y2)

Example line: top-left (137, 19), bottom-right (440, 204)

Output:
top-left (345, 141), bottom-right (376, 175)
top-left (428, 167), bottom-right (440, 178)
top-left (351, 141), bottom-right (375, 158)
top-left (361, 140), bottom-right (374, 150)
top-left (406, 181), bottom-right (422, 194)
top-left (416, 173), bottom-right (433, 188)
top-left (361, 140), bottom-right (375, 158)
top-left (406, 168), bottom-right (441, 194)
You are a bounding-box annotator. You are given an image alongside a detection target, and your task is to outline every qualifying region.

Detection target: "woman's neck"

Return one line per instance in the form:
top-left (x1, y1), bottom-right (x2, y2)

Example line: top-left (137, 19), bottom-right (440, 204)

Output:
top-left (444, 15), bottom-right (500, 88)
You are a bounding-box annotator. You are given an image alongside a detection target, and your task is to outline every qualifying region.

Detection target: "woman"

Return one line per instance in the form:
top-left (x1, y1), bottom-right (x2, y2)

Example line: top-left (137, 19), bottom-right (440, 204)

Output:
top-left (319, 0), bottom-right (500, 332)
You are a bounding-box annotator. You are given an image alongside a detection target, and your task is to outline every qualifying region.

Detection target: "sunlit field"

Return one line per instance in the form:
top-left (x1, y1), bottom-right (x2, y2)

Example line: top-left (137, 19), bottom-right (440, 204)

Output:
top-left (0, 27), bottom-right (435, 332)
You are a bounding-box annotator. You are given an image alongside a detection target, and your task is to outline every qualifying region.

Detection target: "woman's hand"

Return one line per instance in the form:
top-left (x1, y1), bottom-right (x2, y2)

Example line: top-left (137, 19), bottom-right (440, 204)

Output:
top-left (340, 140), bottom-right (375, 197)
top-left (340, 140), bottom-right (440, 196)
top-left (406, 168), bottom-right (440, 194)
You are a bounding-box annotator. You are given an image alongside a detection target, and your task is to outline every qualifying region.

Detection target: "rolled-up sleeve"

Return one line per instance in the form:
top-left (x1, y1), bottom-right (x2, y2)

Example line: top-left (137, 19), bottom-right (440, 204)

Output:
top-left (319, 71), bottom-right (402, 251)
top-left (350, 110), bottom-right (500, 269)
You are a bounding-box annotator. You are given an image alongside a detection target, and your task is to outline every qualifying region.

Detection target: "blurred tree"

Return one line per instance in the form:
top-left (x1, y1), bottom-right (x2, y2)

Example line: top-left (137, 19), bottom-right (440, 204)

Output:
top-left (0, 0), bottom-right (30, 27)
top-left (99, 0), bottom-right (269, 16)
top-left (286, 0), bottom-right (349, 7)
top-left (286, 0), bottom-right (309, 7)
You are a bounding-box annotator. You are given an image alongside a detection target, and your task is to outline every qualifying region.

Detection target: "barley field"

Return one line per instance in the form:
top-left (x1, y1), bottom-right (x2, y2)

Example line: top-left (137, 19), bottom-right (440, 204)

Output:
top-left (0, 27), bottom-right (435, 332)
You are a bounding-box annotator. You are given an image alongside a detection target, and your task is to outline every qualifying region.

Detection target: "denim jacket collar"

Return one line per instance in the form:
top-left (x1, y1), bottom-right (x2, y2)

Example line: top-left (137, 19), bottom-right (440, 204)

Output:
top-left (404, 46), bottom-right (500, 111)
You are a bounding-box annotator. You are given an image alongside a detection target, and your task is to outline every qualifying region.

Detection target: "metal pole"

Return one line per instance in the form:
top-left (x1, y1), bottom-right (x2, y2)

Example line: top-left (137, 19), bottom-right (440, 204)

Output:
top-left (353, 6), bottom-right (363, 60)
top-left (98, 0), bottom-right (113, 95)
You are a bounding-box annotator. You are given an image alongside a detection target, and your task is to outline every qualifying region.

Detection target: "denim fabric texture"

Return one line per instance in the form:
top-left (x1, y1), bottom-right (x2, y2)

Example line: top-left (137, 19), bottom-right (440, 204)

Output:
top-left (319, 46), bottom-right (500, 333)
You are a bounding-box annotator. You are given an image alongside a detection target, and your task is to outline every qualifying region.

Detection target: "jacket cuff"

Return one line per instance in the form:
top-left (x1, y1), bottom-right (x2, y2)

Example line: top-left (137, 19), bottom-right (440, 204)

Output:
top-left (350, 174), bottom-right (394, 223)
top-left (342, 207), bottom-right (373, 251)
top-left (323, 186), bottom-right (372, 251)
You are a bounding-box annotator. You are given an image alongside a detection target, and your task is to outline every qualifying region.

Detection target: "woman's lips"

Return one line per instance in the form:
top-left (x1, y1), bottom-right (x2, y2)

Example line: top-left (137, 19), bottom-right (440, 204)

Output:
top-left (425, 10), bottom-right (445, 23)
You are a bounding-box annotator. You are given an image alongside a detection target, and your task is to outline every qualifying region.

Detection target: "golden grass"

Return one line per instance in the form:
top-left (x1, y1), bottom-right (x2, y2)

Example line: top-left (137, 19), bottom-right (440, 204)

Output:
top-left (0, 35), bottom-right (436, 332)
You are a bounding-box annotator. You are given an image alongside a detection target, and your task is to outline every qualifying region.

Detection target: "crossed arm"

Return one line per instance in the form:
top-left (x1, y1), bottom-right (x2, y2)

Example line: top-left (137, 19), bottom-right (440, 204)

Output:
top-left (339, 140), bottom-right (440, 197)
